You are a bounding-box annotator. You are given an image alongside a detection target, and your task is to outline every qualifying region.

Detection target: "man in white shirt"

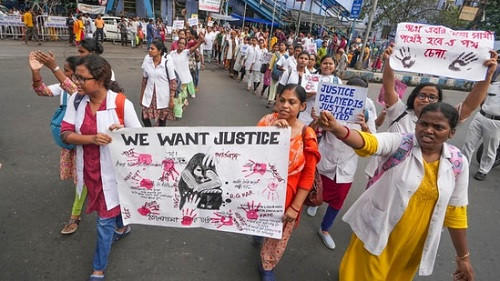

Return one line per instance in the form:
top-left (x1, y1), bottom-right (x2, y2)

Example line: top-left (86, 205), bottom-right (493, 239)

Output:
top-left (203, 26), bottom-right (215, 62)
top-left (244, 37), bottom-right (262, 92)
top-left (130, 17), bottom-right (140, 48)
top-left (462, 67), bottom-right (500, 181)
top-left (276, 44), bottom-right (303, 73)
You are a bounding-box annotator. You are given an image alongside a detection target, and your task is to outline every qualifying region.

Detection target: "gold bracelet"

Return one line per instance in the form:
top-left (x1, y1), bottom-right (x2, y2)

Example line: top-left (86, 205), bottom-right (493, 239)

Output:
top-left (456, 252), bottom-right (470, 260)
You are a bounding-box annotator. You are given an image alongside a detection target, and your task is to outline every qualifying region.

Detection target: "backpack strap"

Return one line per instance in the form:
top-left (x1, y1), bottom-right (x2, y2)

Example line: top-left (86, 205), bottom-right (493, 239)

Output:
top-left (74, 94), bottom-right (85, 110)
top-left (115, 93), bottom-right (126, 125)
top-left (366, 133), bottom-right (414, 189)
top-left (390, 110), bottom-right (408, 127)
top-left (62, 91), bottom-right (68, 106)
top-left (447, 144), bottom-right (464, 178)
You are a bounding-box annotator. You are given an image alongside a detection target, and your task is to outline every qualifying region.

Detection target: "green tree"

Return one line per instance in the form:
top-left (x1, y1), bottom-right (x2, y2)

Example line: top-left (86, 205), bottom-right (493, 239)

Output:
top-left (361, 0), bottom-right (441, 29)
top-left (475, 1), bottom-right (500, 39)
top-left (431, 5), bottom-right (469, 29)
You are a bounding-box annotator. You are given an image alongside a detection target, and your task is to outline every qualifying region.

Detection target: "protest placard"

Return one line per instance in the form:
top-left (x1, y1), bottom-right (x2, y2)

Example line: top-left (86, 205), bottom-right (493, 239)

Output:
top-left (207, 21), bottom-right (214, 27)
top-left (304, 42), bottom-right (317, 54)
top-left (377, 79), bottom-right (408, 106)
top-left (108, 127), bottom-right (290, 239)
top-left (166, 26), bottom-right (173, 34)
top-left (188, 17), bottom-right (198, 27)
top-left (262, 52), bottom-right (273, 64)
top-left (314, 82), bottom-right (367, 122)
top-left (391, 22), bottom-right (494, 81)
top-left (173, 20), bottom-right (184, 30)
top-left (301, 74), bottom-right (338, 92)
top-left (199, 0), bottom-right (221, 12)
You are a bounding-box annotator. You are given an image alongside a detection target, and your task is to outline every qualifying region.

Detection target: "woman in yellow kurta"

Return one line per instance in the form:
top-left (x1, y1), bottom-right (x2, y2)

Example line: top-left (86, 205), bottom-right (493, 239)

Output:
top-left (317, 102), bottom-right (474, 281)
top-left (73, 15), bottom-right (84, 45)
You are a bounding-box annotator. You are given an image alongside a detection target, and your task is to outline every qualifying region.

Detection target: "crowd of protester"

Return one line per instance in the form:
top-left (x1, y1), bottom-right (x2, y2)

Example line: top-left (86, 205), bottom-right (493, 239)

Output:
top-left (23, 12), bottom-right (500, 281)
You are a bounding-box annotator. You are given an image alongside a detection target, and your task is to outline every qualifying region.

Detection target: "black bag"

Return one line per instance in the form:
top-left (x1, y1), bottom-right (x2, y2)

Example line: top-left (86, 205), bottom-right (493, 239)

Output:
top-left (260, 63), bottom-right (269, 74)
top-left (271, 53), bottom-right (285, 81)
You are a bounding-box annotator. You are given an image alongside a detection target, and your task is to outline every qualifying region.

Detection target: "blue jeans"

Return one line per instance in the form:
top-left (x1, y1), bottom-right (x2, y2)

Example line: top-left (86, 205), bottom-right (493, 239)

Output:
top-left (93, 214), bottom-right (124, 271)
top-left (191, 69), bottom-right (200, 88)
top-left (147, 37), bottom-right (153, 50)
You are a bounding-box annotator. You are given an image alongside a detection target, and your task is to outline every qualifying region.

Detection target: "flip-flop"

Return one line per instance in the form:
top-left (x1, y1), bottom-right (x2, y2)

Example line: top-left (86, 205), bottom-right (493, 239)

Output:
top-left (61, 218), bottom-right (81, 235)
top-left (112, 226), bottom-right (131, 244)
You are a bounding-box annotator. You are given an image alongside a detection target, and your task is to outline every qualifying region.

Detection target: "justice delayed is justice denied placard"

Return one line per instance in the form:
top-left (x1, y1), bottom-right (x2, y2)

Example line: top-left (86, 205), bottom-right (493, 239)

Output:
top-left (108, 127), bottom-right (291, 239)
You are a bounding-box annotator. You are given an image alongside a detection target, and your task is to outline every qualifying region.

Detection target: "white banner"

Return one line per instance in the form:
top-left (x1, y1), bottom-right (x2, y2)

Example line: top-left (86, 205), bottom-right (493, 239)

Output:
top-left (173, 20), bottom-right (184, 30)
top-left (199, 0), bottom-right (221, 13)
top-left (77, 3), bottom-right (106, 15)
top-left (391, 22), bottom-right (494, 81)
top-left (314, 82), bottom-right (367, 122)
top-left (0, 14), bottom-right (24, 26)
top-left (108, 127), bottom-right (290, 239)
top-left (43, 16), bottom-right (66, 28)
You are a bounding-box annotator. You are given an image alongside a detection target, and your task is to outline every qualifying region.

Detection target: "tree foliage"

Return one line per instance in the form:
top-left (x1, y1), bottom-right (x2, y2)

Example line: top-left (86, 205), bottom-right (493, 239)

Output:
top-left (361, 0), bottom-right (441, 29)
top-left (475, 1), bottom-right (500, 39)
top-left (431, 5), bottom-right (469, 30)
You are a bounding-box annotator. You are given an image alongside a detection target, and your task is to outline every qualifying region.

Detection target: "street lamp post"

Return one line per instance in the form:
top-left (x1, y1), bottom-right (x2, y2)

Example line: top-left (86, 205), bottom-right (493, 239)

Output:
top-left (295, 0), bottom-right (305, 36)
top-left (355, 0), bottom-right (378, 70)
top-left (269, 0), bottom-right (278, 48)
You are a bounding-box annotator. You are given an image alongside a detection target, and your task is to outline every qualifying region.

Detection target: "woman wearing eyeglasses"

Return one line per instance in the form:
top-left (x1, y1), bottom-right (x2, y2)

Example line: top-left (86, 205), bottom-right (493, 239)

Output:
top-left (30, 41), bottom-right (115, 237)
top-left (381, 43), bottom-right (498, 134)
top-left (366, 44), bottom-right (498, 180)
top-left (60, 55), bottom-right (141, 280)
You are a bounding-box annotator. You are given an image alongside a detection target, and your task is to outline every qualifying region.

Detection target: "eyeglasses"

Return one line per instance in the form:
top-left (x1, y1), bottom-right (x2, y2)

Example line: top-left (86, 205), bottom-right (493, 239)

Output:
top-left (417, 93), bottom-right (439, 103)
top-left (72, 74), bottom-right (95, 83)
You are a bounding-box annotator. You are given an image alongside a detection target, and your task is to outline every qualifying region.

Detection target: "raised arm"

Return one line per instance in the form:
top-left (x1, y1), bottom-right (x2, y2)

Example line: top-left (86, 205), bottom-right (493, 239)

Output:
top-left (34, 51), bottom-right (77, 93)
top-left (382, 43), bottom-right (398, 108)
top-left (188, 34), bottom-right (205, 55)
top-left (459, 50), bottom-right (498, 121)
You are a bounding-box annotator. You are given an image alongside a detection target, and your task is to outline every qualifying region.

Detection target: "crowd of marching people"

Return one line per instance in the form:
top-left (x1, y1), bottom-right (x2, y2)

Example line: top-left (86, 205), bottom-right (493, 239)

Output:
top-left (25, 14), bottom-right (500, 281)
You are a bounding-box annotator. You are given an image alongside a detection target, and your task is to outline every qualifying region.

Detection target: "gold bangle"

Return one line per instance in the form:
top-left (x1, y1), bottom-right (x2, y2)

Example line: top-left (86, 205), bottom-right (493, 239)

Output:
top-left (457, 252), bottom-right (470, 260)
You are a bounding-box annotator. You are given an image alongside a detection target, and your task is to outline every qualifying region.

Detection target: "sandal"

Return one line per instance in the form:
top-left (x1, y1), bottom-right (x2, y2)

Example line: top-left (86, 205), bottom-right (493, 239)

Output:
top-left (61, 217), bottom-right (81, 235)
top-left (89, 273), bottom-right (105, 280)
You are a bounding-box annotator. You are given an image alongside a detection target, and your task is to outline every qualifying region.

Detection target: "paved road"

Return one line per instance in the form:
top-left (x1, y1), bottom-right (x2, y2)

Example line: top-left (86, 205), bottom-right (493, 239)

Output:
top-left (0, 40), bottom-right (498, 281)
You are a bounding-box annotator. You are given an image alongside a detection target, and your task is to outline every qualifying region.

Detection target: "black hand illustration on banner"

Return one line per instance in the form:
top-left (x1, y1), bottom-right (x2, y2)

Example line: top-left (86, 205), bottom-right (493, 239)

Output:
top-left (448, 52), bottom-right (478, 71)
top-left (178, 153), bottom-right (223, 210)
top-left (394, 47), bottom-right (416, 68)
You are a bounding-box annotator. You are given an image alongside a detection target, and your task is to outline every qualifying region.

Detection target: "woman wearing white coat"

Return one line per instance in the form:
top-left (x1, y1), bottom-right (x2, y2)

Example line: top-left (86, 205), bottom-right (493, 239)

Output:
top-left (307, 77), bottom-right (376, 251)
top-left (244, 37), bottom-right (264, 92)
top-left (61, 55), bottom-right (142, 281)
top-left (317, 102), bottom-right (474, 281)
top-left (140, 39), bottom-right (177, 126)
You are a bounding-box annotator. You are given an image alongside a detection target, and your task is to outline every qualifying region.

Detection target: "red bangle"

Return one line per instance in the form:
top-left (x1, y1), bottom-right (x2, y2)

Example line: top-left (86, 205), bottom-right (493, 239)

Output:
top-left (338, 126), bottom-right (350, 141)
top-left (33, 79), bottom-right (42, 83)
top-left (290, 205), bottom-right (300, 212)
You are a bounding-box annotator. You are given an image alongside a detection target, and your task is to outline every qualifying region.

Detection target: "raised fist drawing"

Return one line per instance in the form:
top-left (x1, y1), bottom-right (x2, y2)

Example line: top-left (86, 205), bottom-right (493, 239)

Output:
top-left (448, 52), bottom-right (478, 72)
top-left (394, 47), bottom-right (416, 69)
